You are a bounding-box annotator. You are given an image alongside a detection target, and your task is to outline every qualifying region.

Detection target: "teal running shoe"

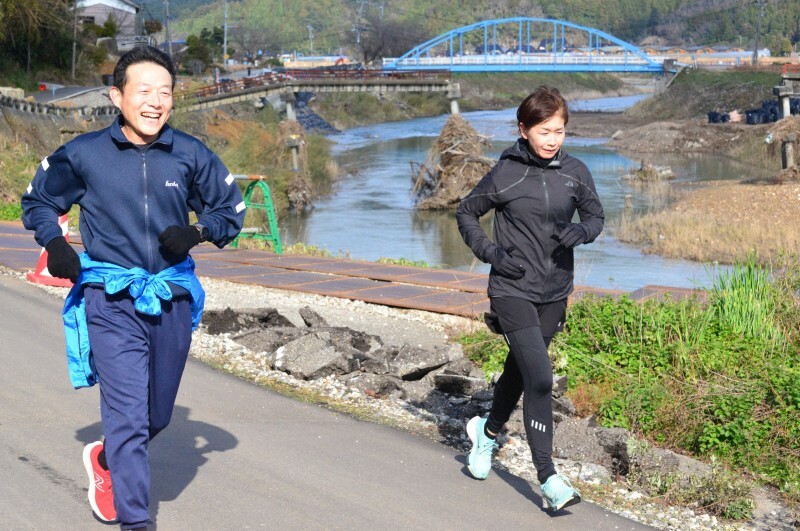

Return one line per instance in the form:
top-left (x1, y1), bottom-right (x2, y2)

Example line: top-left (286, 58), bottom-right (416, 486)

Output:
top-left (466, 416), bottom-right (497, 480)
top-left (541, 474), bottom-right (582, 511)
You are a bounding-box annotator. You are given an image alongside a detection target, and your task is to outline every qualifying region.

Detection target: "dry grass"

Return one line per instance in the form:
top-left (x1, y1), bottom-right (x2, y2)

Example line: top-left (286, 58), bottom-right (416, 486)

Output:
top-left (616, 181), bottom-right (800, 264)
top-left (0, 138), bottom-right (40, 201)
top-left (566, 380), bottom-right (617, 418)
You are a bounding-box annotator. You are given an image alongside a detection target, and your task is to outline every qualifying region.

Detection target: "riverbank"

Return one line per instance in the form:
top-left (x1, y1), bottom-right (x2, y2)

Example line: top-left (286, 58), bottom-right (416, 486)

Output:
top-left (603, 68), bottom-right (794, 265)
top-left (616, 180), bottom-right (800, 263)
top-left (309, 72), bottom-right (646, 130)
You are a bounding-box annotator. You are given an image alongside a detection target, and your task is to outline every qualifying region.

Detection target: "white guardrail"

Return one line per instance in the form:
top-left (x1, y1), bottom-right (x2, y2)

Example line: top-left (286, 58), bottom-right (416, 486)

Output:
top-left (383, 54), bottom-right (653, 67)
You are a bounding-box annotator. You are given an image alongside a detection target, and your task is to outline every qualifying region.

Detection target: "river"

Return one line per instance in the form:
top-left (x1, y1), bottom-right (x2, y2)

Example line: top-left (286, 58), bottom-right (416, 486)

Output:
top-left (281, 96), bottom-right (770, 292)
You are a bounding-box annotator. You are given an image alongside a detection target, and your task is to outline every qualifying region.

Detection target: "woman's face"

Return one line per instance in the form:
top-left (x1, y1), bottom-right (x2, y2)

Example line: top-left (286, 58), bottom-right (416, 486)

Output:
top-left (519, 113), bottom-right (566, 159)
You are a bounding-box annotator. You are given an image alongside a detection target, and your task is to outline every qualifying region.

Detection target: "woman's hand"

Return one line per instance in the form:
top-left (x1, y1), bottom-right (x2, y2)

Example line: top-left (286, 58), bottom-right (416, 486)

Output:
top-left (555, 222), bottom-right (587, 249)
top-left (487, 245), bottom-right (526, 279)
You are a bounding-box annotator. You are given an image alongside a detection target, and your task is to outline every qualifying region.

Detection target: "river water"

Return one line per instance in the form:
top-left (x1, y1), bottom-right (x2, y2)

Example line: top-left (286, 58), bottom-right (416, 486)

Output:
top-left (281, 96), bottom-right (770, 292)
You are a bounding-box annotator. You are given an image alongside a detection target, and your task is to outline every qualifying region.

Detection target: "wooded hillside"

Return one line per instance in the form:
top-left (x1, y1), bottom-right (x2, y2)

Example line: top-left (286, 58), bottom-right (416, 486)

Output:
top-left (151, 0), bottom-right (799, 58)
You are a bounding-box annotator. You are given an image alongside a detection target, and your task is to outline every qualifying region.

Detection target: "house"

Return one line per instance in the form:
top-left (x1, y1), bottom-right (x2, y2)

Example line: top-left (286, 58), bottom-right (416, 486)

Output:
top-left (474, 44), bottom-right (505, 55)
top-left (77, 0), bottom-right (139, 37)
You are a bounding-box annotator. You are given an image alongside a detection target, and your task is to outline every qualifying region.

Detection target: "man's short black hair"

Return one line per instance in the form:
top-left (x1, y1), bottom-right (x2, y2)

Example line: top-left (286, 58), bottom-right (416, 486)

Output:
top-left (113, 46), bottom-right (176, 90)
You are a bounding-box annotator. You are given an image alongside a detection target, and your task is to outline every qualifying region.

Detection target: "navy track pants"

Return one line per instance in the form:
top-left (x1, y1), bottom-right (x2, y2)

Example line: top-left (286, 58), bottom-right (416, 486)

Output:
top-left (85, 287), bottom-right (192, 528)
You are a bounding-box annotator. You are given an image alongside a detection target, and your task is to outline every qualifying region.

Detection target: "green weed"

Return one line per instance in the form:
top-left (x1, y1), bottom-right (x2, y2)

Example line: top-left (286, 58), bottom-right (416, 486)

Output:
top-left (459, 257), bottom-right (800, 508)
top-left (0, 202), bottom-right (21, 220)
top-left (376, 257), bottom-right (430, 268)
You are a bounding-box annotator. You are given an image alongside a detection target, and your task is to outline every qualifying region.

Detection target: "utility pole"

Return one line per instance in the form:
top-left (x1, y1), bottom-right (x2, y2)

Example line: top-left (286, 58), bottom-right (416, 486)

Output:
top-left (223, 0), bottom-right (229, 65)
top-left (353, 0), bottom-right (367, 62)
top-left (164, 0), bottom-right (172, 57)
top-left (307, 25), bottom-right (314, 54)
top-left (752, 0), bottom-right (766, 65)
top-left (71, 0), bottom-right (78, 80)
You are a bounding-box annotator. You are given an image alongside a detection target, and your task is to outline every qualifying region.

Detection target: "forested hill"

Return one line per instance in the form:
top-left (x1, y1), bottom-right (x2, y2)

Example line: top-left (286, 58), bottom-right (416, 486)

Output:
top-left (145, 0), bottom-right (799, 57)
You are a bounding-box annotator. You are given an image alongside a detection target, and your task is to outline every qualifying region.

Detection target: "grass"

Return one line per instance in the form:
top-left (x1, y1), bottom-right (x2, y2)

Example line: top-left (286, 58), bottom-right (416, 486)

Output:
top-left (626, 68), bottom-right (777, 121)
top-left (0, 138), bottom-right (48, 221)
top-left (170, 106), bottom-right (338, 218)
top-left (455, 72), bottom-right (626, 112)
top-left (615, 206), bottom-right (800, 264)
top-left (310, 72), bottom-right (629, 128)
top-left (458, 255), bottom-right (800, 517)
top-left (376, 257), bottom-right (431, 268)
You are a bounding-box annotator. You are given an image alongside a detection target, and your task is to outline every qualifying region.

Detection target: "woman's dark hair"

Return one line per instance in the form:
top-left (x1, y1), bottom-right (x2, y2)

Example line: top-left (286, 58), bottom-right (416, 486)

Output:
top-left (113, 45), bottom-right (176, 90)
top-left (516, 86), bottom-right (569, 128)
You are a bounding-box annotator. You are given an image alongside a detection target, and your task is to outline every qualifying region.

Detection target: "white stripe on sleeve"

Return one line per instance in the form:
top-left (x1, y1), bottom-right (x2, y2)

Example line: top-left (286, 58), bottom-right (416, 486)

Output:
top-left (235, 201), bottom-right (246, 213)
top-left (225, 173), bottom-right (234, 186)
top-left (41, 157), bottom-right (49, 171)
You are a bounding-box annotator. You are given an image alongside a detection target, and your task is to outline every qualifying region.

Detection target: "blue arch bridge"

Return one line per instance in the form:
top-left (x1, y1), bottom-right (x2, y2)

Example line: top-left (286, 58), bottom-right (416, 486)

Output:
top-left (382, 17), bottom-right (665, 73)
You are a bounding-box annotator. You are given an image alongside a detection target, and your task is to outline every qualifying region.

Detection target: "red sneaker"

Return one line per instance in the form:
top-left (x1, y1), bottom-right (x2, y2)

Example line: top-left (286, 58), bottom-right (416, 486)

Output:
top-left (83, 441), bottom-right (117, 522)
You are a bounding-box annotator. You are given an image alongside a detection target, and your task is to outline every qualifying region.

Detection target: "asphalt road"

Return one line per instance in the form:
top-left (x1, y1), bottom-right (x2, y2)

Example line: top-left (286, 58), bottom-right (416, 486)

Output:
top-left (0, 272), bottom-right (653, 529)
top-left (28, 86), bottom-right (107, 104)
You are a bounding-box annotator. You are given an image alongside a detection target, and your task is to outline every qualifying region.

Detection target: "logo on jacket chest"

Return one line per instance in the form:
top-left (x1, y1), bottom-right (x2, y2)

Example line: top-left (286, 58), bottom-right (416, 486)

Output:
top-left (165, 180), bottom-right (179, 188)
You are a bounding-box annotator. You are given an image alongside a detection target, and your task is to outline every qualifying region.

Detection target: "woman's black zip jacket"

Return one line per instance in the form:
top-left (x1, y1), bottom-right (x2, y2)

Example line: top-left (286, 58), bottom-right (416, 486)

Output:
top-left (456, 138), bottom-right (604, 303)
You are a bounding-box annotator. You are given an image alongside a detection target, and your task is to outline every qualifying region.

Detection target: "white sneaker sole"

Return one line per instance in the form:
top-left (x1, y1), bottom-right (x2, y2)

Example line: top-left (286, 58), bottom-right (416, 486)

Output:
top-left (466, 417), bottom-right (489, 480)
top-left (545, 492), bottom-right (582, 511)
top-left (83, 441), bottom-right (114, 522)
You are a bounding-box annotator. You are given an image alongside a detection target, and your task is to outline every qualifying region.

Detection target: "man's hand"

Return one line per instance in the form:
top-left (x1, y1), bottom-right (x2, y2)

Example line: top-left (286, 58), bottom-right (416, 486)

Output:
top-left (486, 245), bottom-right (526, 280)
top-left (45, 236), bottom-right (80, 282)
top-left (556, 222), bottom-right (587, 249)
top-left (158, 225), bottom-right (202, 259)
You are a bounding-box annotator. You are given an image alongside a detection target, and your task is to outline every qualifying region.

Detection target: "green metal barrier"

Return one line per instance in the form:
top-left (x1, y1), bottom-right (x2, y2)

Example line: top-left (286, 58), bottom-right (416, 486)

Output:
top-left (230, 175), bottom-right (283, 254)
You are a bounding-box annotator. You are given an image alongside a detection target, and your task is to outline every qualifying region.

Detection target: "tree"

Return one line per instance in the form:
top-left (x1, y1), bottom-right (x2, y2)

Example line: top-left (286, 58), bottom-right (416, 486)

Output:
top-left (185, 33), bottom-right (211, 68)
top-left (144, 19), bottom-right (162, 36)
top-left (359, 11), bottom-right (431, 65)
top-left (84, 14), bottom-right (117, 39)
top-left (0, 0), bottom-right (72, 76)
top-left (770, 35), bottom-right (793, 56)
top-left (199, 26), bottom-right (224, 62)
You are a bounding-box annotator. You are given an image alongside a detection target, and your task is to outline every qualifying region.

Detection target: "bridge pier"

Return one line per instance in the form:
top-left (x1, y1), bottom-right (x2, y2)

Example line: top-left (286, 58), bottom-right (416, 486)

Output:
top-left (280, 91), bottom-right (301, 172)
top-left (281, 91), bottom-right (297, 122)
top-left (448, 82), bottom-right (461, 115)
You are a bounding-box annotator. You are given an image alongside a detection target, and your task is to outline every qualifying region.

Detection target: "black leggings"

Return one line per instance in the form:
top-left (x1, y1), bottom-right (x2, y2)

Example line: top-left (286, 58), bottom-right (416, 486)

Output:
top-left (485, 297), bottom-right (567, 484)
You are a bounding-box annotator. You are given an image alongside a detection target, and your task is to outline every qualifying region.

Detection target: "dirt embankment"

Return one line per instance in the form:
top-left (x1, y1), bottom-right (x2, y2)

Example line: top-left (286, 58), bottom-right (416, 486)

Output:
top-left (605, 118), bottom-right (774, 166)
top-left (593, 68), bottom-right (800, 265)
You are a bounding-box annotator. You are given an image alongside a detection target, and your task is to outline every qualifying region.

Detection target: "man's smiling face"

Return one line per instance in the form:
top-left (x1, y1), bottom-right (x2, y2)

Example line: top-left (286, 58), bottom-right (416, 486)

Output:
top-left (110, 61), bottom-right (173, 144)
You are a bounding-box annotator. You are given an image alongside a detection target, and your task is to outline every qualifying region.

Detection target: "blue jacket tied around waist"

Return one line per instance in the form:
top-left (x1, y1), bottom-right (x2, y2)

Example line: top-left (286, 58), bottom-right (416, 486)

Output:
top-left (63, 253), bottom-right (205, 389)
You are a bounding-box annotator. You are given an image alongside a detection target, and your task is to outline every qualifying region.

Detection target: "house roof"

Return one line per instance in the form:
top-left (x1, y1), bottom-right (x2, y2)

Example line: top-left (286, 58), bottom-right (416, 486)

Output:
top-left (77, 0), bottom-right (140, 13)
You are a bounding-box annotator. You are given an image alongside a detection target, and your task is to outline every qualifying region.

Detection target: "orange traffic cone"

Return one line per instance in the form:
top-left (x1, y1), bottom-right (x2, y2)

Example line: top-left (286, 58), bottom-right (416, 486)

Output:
top-left (26, 214), bottom-right (74, 288)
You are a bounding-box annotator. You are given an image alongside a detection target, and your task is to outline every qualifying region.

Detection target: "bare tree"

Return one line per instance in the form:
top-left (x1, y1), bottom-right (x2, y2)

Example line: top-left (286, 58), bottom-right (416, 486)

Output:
top-left (360, 11), bottom-right (431, 65)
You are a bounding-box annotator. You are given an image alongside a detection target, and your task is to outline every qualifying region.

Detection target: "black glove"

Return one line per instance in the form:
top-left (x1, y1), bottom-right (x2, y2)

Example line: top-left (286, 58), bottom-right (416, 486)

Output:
top-left (556, 222), bottom-right (587, 249)
top-left (486, 245), bottom-right (526, 280)
top-left (158, 225), bottom-right (202, 259)
top-left (45, 236), bottom-right (81, 282)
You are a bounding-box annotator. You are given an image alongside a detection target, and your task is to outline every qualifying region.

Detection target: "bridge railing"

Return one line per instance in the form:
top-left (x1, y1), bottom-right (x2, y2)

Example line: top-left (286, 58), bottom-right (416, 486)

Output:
top-left (384, 53), bottom-right (653, 67)
top-left (179, 72), bottom-right (289, 100)
top-left (279, 68), bottom-right (449, 81)
top-left (179, 68), bottom-right (451, 101)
